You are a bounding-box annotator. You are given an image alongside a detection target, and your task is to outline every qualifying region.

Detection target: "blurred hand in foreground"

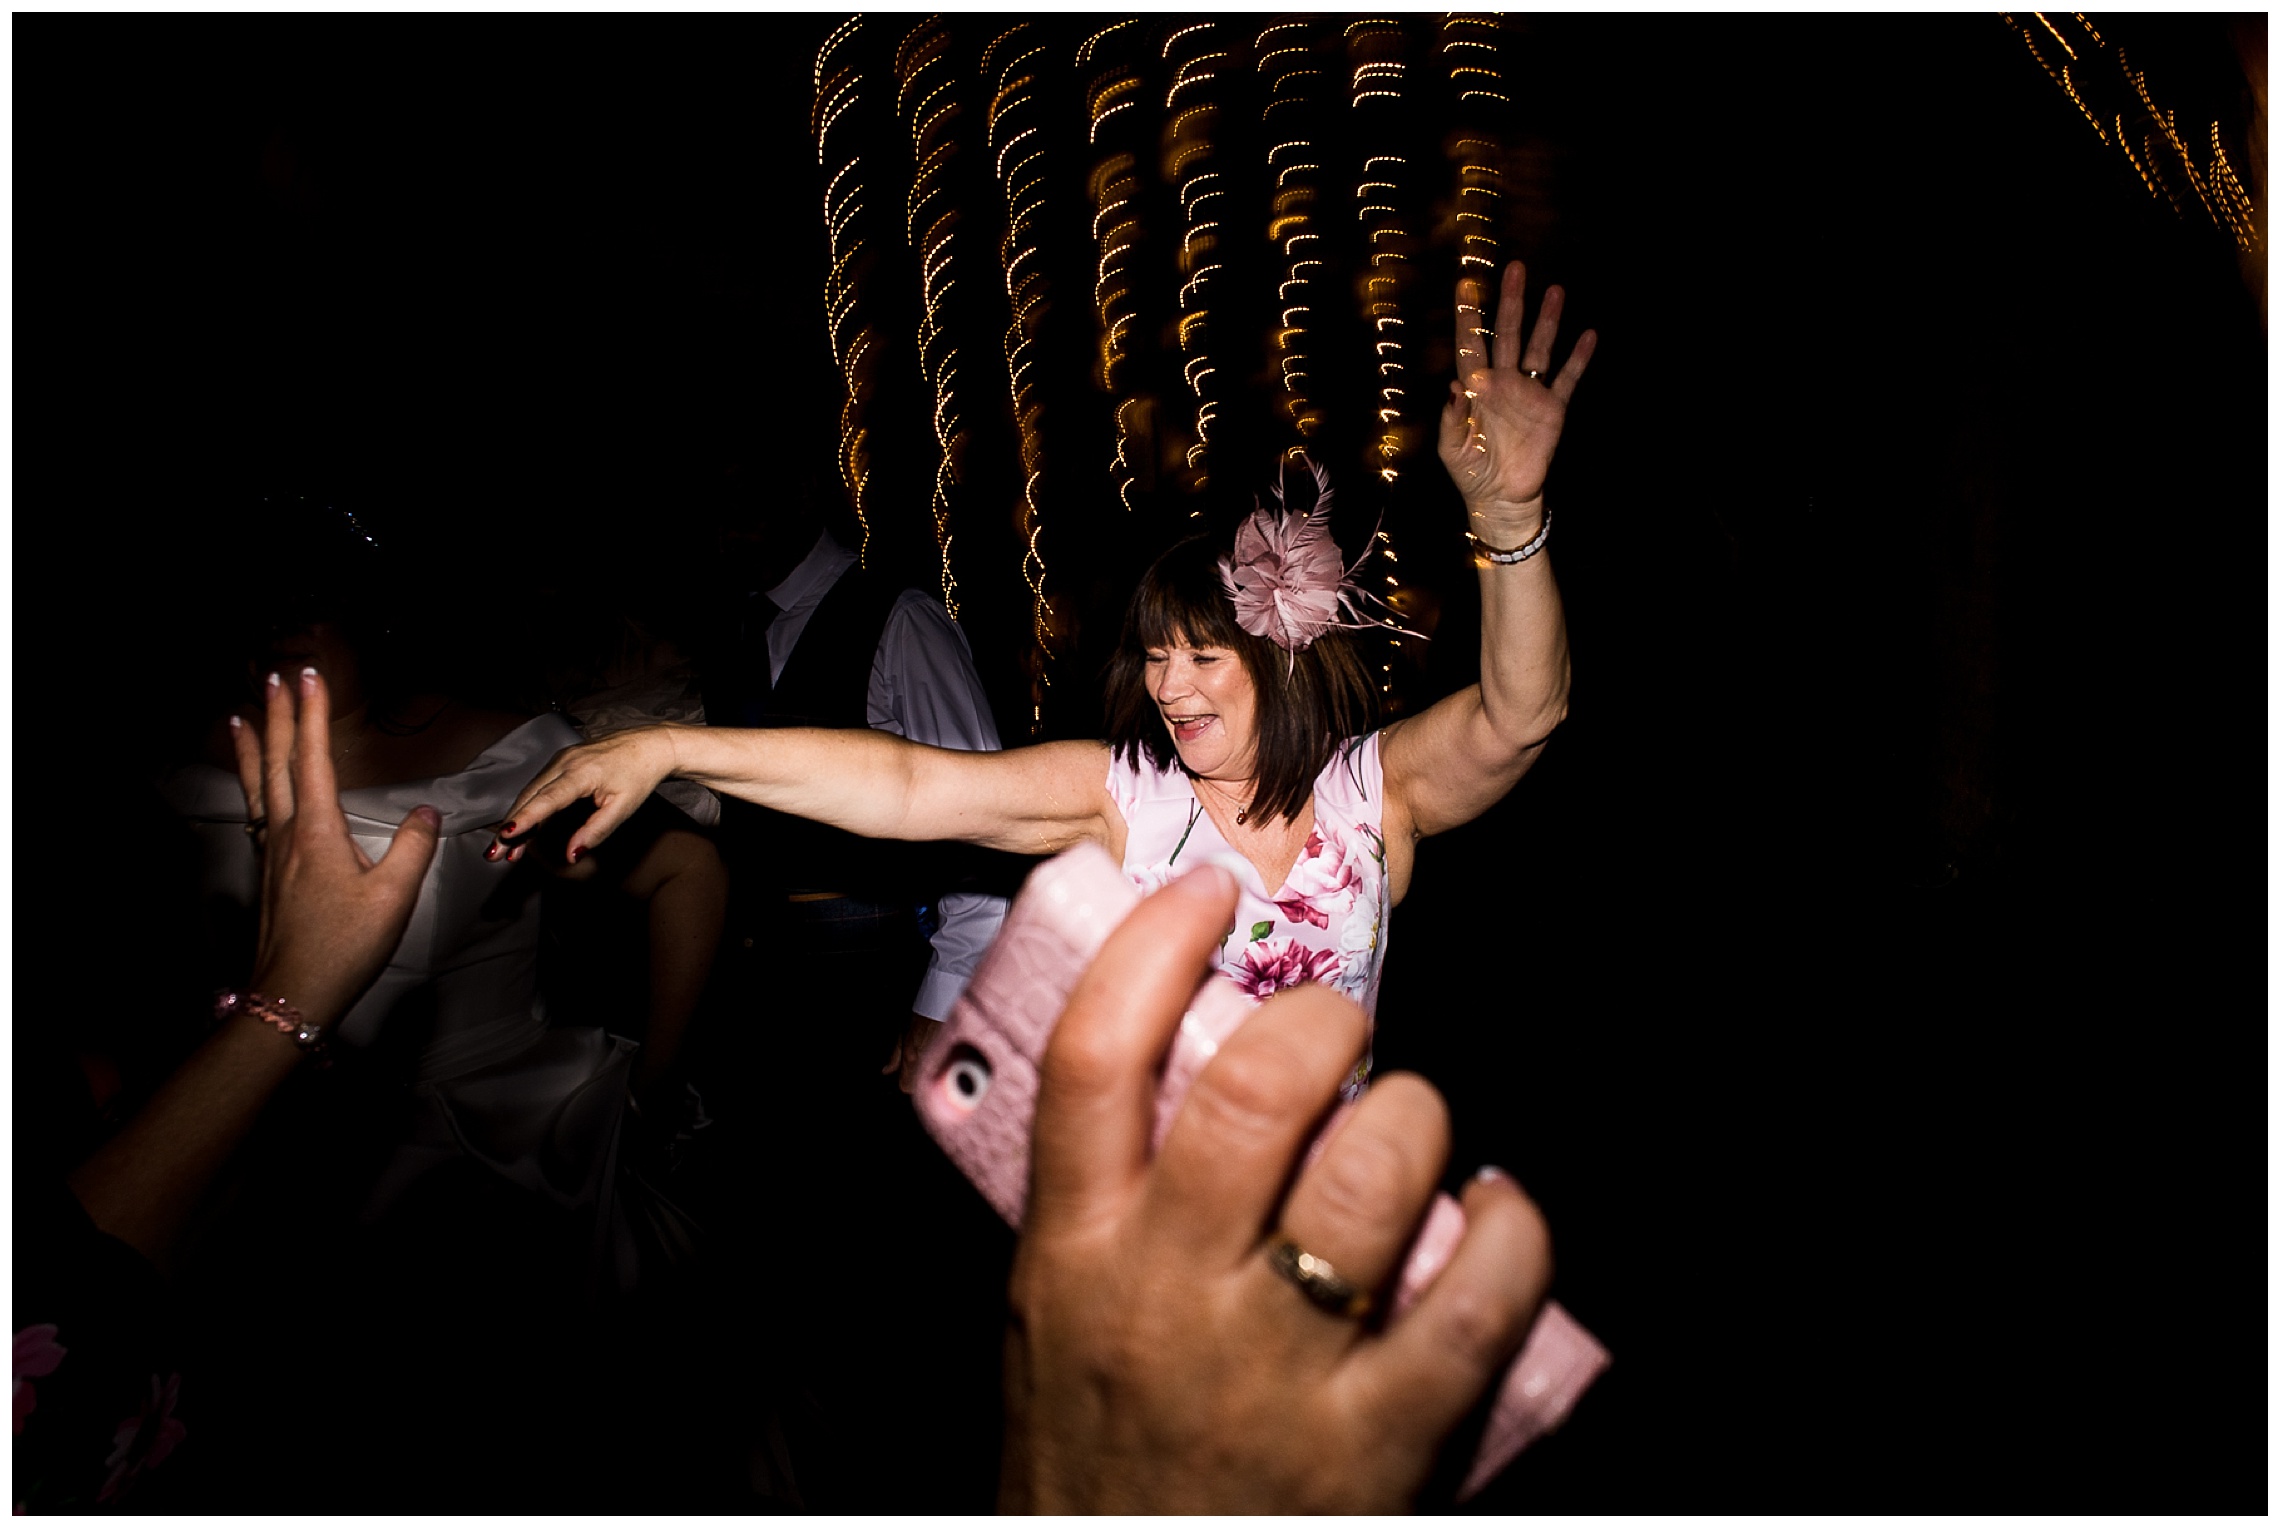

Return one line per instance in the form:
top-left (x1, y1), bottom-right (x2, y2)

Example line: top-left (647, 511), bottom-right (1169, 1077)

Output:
top-left (1001, 863), bottom-right (1554, 1512)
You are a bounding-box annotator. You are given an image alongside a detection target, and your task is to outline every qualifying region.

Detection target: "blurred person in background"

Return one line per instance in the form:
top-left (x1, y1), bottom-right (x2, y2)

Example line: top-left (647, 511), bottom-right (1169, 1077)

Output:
top-left (147, 496), bottom-right (725, 1506)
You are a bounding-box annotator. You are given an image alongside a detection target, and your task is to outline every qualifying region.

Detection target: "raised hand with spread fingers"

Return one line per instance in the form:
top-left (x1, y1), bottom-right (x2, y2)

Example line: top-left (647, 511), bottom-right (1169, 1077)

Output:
top-left (1436, 259), bottom-right (1597, 546)
top-left (67, 666), bottom-right (441, 1263)
top-left (231, 666), bottom-right (444, 1023)
top-left (1379, 262), bottom-right (1598, 846)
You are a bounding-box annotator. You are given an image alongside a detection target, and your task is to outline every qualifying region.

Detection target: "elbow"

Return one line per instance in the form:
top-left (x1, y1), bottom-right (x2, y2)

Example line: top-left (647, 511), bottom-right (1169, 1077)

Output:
top-left (1480, 677), bottom-right (1568, 759)
top-left (1521, 663), bottom-right (1572, 750)
top-left (1510, 703), bottom-right (1565, 760)
top-left (1538, 688), bottom-right (1571, 745)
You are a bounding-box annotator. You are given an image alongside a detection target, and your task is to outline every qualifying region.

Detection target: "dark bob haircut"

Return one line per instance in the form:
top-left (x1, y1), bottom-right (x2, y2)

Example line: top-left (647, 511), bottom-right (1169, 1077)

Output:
top-left (1104, 533), bottom-right (1380, 825)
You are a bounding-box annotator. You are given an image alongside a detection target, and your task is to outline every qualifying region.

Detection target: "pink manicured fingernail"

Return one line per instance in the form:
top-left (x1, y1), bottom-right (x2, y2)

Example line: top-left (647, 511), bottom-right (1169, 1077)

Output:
top-left (1472, 1164), bottom-right (1513, 1188)
top-left (266, 672), bottom-right (281, 689)
top-left (228, 715), bottom-right (243, 732)
top-left (300, 666), bottom-right (319, 691)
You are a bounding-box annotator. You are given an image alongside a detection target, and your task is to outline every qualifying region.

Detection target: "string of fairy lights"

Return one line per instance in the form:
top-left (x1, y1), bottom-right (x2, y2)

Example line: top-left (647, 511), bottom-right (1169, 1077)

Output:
top-left (1443, 13), bottom-right (1509, 280)
top-left (811, 14), bottom-right (1520, 709)
top-left (1346, 18), bottom-right (1413, 491)
top-left (1082, 21), bottom-right (1145, 518)
top-left (813, 17), bottom-right (876, 565)
top-left (1168, 22), bottom-right (1227, 502)
top-left (2003, 12), bottom-right (2260, 252)
top-left (1419, 16), bottom-right (1515, 684)
top-left (806, 14), bottom-right (2256, 732)
top-left (1344, 17), bottom-right (1423, 693)
top-left (1259, 19), bottom-right (1325, 439)
top-left (983, 22), bottom-right (1059, 731)
top-left (897, 18), bottom-right (967, 619)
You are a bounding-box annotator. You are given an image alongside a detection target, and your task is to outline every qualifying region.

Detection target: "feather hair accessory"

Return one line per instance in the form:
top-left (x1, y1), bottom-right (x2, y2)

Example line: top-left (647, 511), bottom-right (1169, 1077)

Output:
top-left (1216, 452), bottom-right (1417, 668)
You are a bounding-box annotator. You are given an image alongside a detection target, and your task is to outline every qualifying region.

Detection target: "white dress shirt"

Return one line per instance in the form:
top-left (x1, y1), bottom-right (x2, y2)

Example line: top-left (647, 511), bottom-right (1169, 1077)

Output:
top-left (762, 531), bottom-right (1010, 1021)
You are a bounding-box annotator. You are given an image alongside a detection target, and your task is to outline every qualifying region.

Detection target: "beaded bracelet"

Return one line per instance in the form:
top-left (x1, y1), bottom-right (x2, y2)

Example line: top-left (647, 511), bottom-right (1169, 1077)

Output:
top-left (213, 989), bottom-right (329, 1059)
top-left (1466, 507), bottom-right (1552, 566)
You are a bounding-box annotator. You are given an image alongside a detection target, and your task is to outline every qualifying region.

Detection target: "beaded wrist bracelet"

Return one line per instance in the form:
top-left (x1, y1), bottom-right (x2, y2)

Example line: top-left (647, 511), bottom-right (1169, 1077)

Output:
top-left (1467, 507), bottom-right (1552, 566)
top-left (213, 989), bottom-right (329, 1059)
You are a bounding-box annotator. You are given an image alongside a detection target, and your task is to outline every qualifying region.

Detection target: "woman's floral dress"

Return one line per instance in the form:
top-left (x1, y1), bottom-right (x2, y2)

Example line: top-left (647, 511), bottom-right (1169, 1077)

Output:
top-left (1107, 733), bottom-right (1391, 1097)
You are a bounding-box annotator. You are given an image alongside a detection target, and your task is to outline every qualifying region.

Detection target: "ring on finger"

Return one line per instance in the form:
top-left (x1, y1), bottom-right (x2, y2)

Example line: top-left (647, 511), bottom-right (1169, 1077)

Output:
top-left (1267, 1235), bottom-right (1374, 1320)
top-left (1521, 368), bottom-right (1547, 383)
top-left (244, 816), bottom-right (269, 838)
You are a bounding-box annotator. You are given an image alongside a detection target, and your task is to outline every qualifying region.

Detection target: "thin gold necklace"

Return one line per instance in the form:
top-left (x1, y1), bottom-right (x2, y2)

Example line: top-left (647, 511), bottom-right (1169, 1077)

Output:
top-left (1198, 775), bottom-right (1257, 828)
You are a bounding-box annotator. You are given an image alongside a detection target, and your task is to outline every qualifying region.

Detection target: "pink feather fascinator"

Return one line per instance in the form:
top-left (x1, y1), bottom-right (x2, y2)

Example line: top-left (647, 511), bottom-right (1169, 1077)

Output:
top-left (1216, 452), bottom-right (1416, 667)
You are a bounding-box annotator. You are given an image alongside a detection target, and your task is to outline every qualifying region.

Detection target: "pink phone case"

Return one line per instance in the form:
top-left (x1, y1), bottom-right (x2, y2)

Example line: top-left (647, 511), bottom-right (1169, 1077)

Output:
top-left (914, 843), bottom-right (1609, 1501)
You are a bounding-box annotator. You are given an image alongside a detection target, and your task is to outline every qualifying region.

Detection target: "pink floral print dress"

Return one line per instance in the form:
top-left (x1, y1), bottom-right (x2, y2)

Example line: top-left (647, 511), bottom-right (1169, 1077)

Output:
top-left (1107, 733), bottom-right (1390, 1095)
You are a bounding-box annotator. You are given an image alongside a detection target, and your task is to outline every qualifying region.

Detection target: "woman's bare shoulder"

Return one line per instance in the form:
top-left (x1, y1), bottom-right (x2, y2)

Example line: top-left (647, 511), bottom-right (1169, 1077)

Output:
top-left (948, 738), bottom-right (1117, 856)
top-left (430, 703), bottom-right (547, 774)
top-left (1011, 739), bottom-right (1118, 810)
top-left (1024, 737), bottom-right (1115, 771)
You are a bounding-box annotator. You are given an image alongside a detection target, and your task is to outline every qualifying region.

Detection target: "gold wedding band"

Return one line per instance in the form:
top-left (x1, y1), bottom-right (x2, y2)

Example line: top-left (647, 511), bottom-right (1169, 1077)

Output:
top-left (1267, 1236), bottom-right (1373, 1320)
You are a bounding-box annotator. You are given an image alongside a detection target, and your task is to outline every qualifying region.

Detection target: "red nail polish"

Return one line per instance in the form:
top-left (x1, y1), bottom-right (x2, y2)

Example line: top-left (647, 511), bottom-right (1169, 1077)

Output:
top-left (485, 845), bottom-right (500, 861)
top-left (500, 822), bottom-right (516, 836)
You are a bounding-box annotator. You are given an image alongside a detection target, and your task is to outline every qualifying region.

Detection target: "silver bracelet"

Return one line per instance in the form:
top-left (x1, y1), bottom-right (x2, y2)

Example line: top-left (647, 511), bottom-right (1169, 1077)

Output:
top-left (1466, 507), bottom-right (1552, 565)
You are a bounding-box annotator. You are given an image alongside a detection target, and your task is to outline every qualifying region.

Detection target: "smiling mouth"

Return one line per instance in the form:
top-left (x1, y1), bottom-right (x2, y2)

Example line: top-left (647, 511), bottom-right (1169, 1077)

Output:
top-left (1165, 713), bottom-right (1217, 742)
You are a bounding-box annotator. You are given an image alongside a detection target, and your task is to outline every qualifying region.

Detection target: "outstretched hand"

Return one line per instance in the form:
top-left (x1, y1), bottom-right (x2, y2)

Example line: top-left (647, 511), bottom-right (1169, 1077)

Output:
top-left (1437, 260), bottom-right (1596, 526)
top-left (491, 724), bottom-right (681, 864)
top-left (231, 667), bottom-right (441, 1028)
top-left (1002, 863), bottom-right (1554, 1513)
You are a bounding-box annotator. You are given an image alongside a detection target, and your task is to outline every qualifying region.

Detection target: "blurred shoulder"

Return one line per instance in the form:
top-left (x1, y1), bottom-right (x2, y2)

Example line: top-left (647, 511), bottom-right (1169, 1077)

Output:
top-left (882, 587), bottom-right (973, 648)
top-left (436, 704), bottom-right (563, 772)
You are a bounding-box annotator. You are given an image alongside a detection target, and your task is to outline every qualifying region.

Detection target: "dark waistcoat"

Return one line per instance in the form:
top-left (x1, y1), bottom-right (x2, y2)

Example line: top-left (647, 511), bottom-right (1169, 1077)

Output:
top-left (706, 568), bottom-right (937, 903)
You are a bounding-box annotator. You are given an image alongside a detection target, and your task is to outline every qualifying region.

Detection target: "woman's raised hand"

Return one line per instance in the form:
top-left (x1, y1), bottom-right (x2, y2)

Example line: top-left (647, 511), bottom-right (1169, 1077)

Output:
top-left (230, 668), bottom-right (442, 1029)
top-left (491, 724), bottom-right (681, 864)
top-left (1436, 261), bottom-right (1596, 523)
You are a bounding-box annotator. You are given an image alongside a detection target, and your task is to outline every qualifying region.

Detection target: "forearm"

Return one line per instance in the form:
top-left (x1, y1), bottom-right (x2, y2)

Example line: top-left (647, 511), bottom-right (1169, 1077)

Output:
top-left (660, 722), bottom-right (928, 839)
top-left (1469, 497), bottom-right (1572, 749)
top-left (65, 1019), bottom-right (305, 1263)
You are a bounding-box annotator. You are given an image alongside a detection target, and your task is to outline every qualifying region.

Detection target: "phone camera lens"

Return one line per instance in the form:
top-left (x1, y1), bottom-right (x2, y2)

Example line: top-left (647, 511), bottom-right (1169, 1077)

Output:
top-left (944, 1043), bottom-right (992, 1109)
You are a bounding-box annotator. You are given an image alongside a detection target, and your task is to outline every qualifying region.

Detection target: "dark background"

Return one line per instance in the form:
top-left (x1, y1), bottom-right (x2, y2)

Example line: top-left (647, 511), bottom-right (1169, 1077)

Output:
top-left (21, 14), bottom-right (2266, 1510)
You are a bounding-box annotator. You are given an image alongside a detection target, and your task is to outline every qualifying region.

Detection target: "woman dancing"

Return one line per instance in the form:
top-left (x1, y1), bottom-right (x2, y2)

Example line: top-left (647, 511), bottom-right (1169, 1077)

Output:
top-left (498, 262), bottom-right (1593, 1068)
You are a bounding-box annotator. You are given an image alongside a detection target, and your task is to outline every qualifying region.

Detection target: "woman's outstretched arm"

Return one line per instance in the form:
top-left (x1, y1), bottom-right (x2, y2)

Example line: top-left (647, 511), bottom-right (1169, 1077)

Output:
top-left (495, 724), bottom-right (1116, 863)
top-left (1383, 260), bottom-right (1595, 842)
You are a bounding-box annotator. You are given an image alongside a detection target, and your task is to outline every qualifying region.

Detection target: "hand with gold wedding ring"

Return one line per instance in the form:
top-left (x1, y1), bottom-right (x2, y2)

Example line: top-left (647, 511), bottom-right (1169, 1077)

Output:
top-left (1003, 863), bottom-right (1555, 1513)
